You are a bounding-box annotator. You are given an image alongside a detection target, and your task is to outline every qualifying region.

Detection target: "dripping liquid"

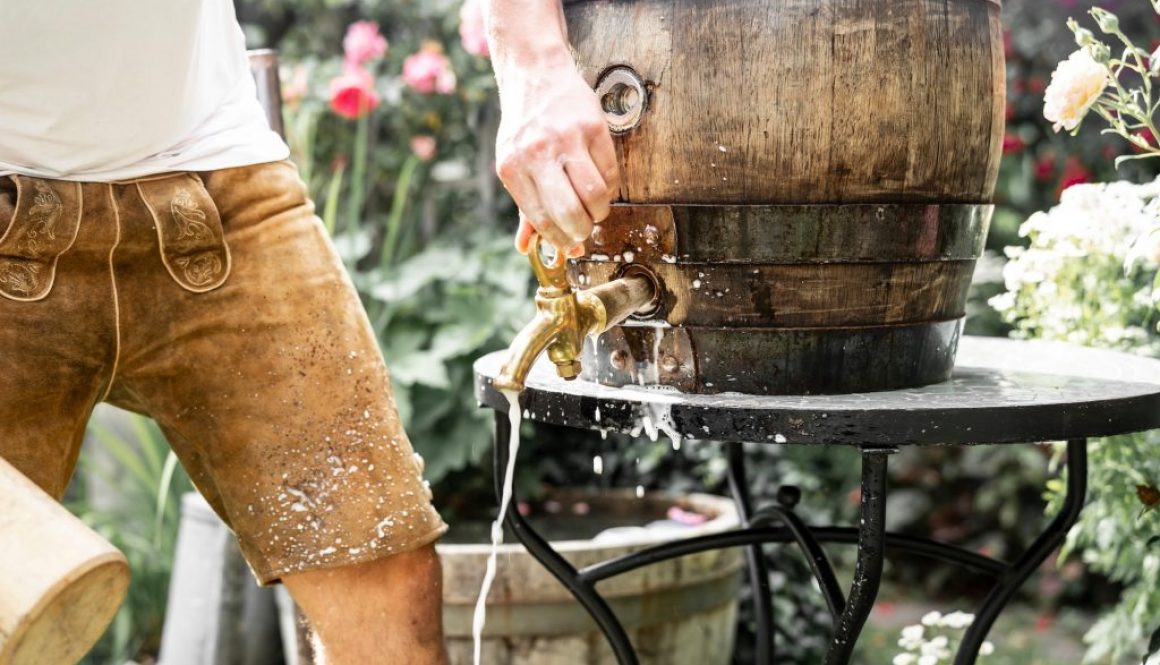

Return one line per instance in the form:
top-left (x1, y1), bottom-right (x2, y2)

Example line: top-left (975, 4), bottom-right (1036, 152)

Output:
top-left (472, 389), bottom-right (522, 665)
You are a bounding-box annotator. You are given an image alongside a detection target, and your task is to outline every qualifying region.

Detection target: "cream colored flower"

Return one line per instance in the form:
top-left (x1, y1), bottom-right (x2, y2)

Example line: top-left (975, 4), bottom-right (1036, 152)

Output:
top-left (1043, 49), bottom-right (1109, 132)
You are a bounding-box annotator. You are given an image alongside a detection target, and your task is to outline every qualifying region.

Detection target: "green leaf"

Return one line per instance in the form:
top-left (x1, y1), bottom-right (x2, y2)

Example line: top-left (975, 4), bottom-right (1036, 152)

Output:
top-left (369, 245), bottom-right (467, 303)
top-left (387, 350), bottom-right (451, 388)
top-left (427, 315), bottom-right (497, 361)
top-left (88, 422), bottom-right (156, 492)
top-left (392, 384), bottom-right (414, 426)
top-left (153, 452), bottom-right (181, 547)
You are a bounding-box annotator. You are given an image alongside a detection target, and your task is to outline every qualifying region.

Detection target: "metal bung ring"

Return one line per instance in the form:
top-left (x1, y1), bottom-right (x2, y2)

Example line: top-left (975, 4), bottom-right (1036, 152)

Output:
top-left (614, 263), bottom-right (662, 319)
top-left (595, 66), bottom-right (647, 134)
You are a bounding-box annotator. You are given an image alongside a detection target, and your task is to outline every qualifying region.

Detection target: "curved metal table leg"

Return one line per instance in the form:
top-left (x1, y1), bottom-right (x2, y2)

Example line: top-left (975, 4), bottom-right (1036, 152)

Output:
top-left (727, 442), bottom-right (776, 664)
top-left (750, 503), bottom-right (846, 620)
top-left (491, 412), bottom-right (640, 665)
top-left (824, 447), bottom-right (893, 665)
top-left (953, 438), bottom-right (1089, 665)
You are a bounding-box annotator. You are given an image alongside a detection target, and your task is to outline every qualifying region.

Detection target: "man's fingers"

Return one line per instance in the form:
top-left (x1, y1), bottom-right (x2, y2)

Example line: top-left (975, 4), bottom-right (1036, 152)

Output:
top-left (505, 173), bottom-right (573, 254)
top-left (586, 126), bottom-right (620, 197)
top-left (563, 155), bottom-right (612, 224)
top-left (534, 164), bottom-right (594, 246)
top-left (523, 211), bottom-right (576, 255)
top-left (515, 213), bottom-right (535, 254)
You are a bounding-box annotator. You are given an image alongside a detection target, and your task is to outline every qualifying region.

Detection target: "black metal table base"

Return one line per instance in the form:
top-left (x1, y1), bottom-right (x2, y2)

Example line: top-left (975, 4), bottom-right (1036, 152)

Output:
top-left (491, 412), bottom-right (1089, 665)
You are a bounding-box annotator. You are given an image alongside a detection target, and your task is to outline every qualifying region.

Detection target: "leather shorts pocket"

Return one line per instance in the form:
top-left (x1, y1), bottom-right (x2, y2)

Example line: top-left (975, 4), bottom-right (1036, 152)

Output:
top-left (0, 175), bottom-right (82, 302)
top-left (136, 173), bottom-right (231, 293)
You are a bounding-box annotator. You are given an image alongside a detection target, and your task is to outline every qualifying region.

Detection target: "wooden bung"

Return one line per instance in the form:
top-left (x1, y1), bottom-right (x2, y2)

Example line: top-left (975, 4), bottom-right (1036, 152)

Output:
top-left (0, 456), bottom-right (130, 665)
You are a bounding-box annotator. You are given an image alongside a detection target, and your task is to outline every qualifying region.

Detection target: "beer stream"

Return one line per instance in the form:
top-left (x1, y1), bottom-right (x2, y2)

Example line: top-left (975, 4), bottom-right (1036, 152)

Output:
top-left (472, 389), bottom-right (521, 665)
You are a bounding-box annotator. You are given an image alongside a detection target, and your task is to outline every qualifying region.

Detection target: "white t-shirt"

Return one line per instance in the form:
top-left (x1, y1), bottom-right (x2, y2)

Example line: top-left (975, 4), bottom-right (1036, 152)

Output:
top-left (0, 0), bottom-right (290, 182)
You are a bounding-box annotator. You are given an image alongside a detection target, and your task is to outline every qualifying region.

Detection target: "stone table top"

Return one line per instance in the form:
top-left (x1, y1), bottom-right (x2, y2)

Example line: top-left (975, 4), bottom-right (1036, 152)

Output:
top-left (473, 337), bottom-right (1160, 446)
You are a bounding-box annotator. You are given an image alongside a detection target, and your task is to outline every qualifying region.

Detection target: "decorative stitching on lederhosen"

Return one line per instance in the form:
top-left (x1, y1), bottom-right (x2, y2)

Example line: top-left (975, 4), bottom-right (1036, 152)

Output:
top-left (0, 175), bottom-right (82, 302)
top-left (135, 172), bottom-right (231, 293)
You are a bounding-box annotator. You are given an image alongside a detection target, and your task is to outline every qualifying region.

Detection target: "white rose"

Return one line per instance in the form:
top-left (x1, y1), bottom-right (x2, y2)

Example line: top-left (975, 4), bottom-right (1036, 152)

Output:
top-left (1043, 49), bottom-right (1109, 132)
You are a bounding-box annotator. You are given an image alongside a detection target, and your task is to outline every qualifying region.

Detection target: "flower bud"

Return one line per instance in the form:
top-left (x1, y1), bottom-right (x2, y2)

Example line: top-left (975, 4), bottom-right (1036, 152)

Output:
top-left (1091, 8), bottom-right (1120, 33)
top-left (1088, 42), bottom-right (1112, 65)
top-left (1073, 27), bottom-right (1097, 47)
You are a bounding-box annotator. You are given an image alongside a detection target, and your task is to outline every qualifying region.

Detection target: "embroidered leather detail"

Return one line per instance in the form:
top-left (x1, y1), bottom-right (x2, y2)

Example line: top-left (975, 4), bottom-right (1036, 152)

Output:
top-left (0, 259), bottom-right (41, 296)
top-left (170, 189), bottom-right (213, 246)
top-left (138, 174), bottom-right (231, 293)
top-left (175, 251), bottom-right (223, 287)
top-left (23, 180), bottom-right (64, 255)
top-left (0, 176), bottom-right (81, 302)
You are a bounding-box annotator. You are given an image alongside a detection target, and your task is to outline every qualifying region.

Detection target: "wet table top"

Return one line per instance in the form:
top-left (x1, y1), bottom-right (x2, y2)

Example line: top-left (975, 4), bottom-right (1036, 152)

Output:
top-left (473, 337), bottom-right (1160, 446)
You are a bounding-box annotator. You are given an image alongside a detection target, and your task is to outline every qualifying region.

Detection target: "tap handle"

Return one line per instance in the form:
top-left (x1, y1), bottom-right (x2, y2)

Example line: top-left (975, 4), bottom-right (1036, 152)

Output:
top-left (527, 232), bottom-right (571, 294)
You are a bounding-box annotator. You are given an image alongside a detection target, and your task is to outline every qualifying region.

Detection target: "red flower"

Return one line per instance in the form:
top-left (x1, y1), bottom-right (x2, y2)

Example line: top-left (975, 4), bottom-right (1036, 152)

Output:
top-left (1034, 154), bottom-right (1056, 181)
top-left (1055, 156), bottom-right (1091, 199)
top-left (1002, 133), bottom-right (1025, 155)
top-left (328, 66), bottom-right (380, 120)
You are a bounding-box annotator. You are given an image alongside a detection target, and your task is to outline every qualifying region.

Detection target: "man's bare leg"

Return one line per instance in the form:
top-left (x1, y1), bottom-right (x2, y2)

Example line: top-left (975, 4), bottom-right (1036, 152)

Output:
top-left (282, 544), bottom-right (448, 665)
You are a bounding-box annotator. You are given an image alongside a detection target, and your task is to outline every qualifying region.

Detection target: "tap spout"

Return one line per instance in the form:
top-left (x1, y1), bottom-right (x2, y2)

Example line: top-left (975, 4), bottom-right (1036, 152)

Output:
top-left (493, 272), bottom-right (657, 393)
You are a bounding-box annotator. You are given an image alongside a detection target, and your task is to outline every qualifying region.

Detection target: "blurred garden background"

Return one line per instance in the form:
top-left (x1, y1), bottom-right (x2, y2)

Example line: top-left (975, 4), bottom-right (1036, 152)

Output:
top-left (69, 0), bottom-right (1160, 663)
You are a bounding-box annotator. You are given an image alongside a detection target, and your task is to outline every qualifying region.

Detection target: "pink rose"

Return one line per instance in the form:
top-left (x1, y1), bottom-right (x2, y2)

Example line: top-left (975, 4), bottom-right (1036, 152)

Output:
top-left (328, 66), bottom-right (380, 120)
top-left (409, 135), bottom-right (437, 161)
top-left (343, 20), bottom-right (388, 67)
top-left (458, 0), bottom-right (489, 58)
top-left (402, 44), bottom-right (457, 95)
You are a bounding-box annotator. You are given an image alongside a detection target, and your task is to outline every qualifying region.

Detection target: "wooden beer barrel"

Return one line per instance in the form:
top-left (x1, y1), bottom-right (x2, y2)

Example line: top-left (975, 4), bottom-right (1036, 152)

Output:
top-left (565, 0), bottom-right (1004, 394)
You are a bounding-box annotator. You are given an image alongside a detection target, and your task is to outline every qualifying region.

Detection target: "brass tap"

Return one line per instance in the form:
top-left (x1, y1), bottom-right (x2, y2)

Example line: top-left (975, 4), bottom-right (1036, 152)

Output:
top-left (493, 234), bottom-right (658, 393)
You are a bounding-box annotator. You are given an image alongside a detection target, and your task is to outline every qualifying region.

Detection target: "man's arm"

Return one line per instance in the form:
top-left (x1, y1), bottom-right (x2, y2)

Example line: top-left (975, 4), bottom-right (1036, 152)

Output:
top-left (484, 0), bottom-right (619, 257)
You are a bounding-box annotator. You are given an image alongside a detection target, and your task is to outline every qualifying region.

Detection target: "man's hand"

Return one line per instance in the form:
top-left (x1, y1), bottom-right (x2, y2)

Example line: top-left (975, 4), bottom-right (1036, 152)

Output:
top-left (485, 0), bottom-right (620, 257)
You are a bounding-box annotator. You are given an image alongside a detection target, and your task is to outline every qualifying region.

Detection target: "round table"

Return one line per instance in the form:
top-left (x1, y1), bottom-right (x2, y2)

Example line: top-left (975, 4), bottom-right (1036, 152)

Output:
top-left (473, 336), bottom-right (1160, 665)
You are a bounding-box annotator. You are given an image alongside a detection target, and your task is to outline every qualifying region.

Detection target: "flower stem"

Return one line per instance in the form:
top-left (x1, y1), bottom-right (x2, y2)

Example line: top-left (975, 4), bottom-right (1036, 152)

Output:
top-left (346, 110), bottom-right (370, 238)
top-left (380, 154), bottom-right (421, 268)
